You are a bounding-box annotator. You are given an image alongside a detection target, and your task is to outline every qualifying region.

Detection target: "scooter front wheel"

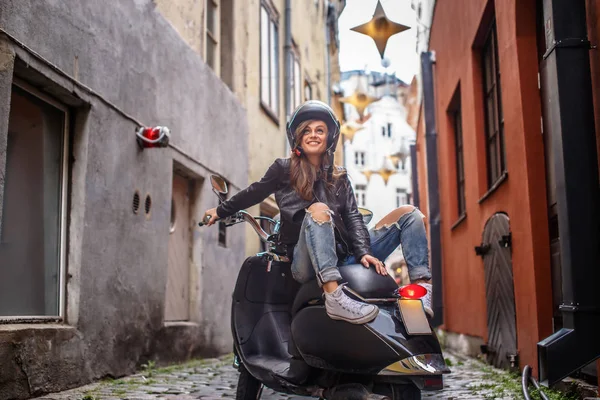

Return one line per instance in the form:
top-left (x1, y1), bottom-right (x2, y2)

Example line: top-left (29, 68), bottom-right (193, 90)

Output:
top-left (236, 364), bottom-right (263, 400)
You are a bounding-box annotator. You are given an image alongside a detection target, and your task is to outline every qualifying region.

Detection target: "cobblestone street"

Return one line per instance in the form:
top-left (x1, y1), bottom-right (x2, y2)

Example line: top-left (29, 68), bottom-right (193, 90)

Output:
top-left (34, 351), bottom-right (527, 400)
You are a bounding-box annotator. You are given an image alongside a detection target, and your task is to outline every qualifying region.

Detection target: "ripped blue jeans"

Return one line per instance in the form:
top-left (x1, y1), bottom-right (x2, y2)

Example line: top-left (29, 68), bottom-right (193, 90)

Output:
top-left (291, 207), bottom-right (432, 286)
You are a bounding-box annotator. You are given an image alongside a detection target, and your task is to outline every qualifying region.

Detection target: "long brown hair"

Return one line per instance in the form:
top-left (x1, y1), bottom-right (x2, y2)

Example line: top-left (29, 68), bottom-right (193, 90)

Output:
top-left (290, 119), bottom-right (344, 200)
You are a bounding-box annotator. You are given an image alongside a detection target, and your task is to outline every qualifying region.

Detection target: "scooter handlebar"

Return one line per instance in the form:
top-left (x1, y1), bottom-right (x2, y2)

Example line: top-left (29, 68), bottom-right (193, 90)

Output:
top-left (198, 214), bottom-right (213, 227)
top-left (198, 211), bottom-right (270, 243)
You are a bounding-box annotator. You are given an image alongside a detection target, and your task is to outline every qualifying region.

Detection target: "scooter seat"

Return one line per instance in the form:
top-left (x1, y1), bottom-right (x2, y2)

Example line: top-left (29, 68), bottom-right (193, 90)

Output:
top-left (245, 355), bottom-right (310, 385)
top-left (291, 263), bottom-right (398, 315)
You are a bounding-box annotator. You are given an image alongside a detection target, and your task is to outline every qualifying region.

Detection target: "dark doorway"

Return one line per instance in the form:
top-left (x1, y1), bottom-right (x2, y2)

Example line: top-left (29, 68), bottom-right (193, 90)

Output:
top-left (482, 213), bottom-right (518, 369)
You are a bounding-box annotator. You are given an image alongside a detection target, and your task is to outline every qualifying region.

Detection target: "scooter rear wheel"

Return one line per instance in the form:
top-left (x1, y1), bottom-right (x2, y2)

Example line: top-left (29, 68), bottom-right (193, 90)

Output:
top-left (236, 364), bottom-right (263, 400)
top-left (373, 383), bottom-right (421, 400)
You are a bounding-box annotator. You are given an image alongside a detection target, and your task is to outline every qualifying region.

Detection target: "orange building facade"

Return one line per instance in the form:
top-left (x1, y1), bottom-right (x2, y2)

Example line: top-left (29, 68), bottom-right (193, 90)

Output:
top-left (413, 0), bottom-right (600, 385)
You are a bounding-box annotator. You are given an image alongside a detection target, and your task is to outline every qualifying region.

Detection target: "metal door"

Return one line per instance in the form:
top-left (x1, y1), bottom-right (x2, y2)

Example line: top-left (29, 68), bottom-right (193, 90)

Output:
top-left (165, 174), bottom-right (191, 321)
top-left (482, 213), bottom-right (518, 369)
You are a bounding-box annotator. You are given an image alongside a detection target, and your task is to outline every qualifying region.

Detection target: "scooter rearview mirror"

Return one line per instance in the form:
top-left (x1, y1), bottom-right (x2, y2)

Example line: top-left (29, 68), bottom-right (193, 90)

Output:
top-left (358, 207), bottom-right (373, 225)
top-left (210, 175), bottom-right (228, 195)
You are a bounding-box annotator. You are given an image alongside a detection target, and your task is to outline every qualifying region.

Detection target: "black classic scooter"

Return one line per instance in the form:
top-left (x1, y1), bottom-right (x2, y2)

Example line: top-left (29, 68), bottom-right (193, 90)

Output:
top-left (200, 175), bottom-right (450, 400)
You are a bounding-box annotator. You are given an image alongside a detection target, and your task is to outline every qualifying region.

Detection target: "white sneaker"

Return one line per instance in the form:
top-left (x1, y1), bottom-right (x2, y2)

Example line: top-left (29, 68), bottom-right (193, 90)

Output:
top-left (325, 285), bottom-right (379, 324)
top-left (416, 282), bottom-right (433, 317)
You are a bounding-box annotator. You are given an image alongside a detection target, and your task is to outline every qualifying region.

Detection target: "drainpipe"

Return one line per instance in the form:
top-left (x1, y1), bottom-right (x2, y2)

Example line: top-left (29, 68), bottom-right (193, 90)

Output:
top-left (420, 51), bottom-right (443, 327)
top-left (325, 2), bottom-right (332, 105)
top-left (410, 143), bottom-right (420, 208)
top-left (537, 0), bottom-right (600, 386)
top-left (284, 0), bottom-right (292, 121)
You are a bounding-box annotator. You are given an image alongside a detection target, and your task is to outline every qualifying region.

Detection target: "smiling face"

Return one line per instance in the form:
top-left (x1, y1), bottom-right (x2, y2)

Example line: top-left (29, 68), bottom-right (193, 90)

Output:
top-left (299, 120), bottom-right (328, 157)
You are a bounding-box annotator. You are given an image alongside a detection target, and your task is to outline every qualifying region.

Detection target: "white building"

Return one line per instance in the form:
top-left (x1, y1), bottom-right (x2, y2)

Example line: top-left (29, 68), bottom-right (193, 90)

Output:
top-left (339, 71), bottom-right (416, 281)
top-left (340, 71), bottom-right (415, 224)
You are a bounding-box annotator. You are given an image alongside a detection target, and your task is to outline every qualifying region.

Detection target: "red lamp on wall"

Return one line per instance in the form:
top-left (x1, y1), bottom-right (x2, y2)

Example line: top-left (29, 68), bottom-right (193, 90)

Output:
top-left (136, 126), bottom-right (170, 149)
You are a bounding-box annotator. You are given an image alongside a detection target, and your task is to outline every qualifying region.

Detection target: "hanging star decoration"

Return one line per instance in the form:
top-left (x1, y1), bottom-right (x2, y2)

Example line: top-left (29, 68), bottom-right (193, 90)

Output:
top-left (377, 156), bottom-right (397, 184)
top-left (340, 121), bottom-right (366, 142)
top-left (357, 113), bottom-right (372, 124)
top-left (362, 170), bottom-right (374, 182)
top-left (378, 167), bottom-right (395, 184)
top-left (350, 0), bottom-right (411, 59)
top-left (387, 154), bottom-right (401, 169)
top-left (340, 90), bottom-right (380, 120)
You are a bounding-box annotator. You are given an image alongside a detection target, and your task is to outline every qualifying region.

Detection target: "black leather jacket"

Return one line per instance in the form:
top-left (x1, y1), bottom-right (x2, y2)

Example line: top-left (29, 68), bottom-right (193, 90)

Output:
top-left (217, 158), bottom-right (371, 261)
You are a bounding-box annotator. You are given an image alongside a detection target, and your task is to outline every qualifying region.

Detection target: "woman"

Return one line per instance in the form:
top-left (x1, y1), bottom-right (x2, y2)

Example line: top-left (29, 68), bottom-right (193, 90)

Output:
top-left (204, 101), bottom-right (432, 325)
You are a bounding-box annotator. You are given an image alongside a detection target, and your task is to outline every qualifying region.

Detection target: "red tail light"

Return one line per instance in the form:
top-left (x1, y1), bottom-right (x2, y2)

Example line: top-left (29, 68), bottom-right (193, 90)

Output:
top-left (399, 284), bottom-right (427, 300)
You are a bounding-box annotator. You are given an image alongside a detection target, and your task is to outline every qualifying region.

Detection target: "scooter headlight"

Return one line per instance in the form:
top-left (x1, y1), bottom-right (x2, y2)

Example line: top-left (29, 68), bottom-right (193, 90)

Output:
top-left (378, 354), bottom-right (450, 375)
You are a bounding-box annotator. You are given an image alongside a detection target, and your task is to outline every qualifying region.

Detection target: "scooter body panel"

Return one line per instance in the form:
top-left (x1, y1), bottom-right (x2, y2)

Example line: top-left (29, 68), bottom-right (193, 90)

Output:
top-left (291, 306), bottom-right (399, 374)
top-left (231, 256), bottom-right (447, 396)
top-left (231, 256), bottom-right (310, 392)
top-left (292, 303), bottom-right (444, 374)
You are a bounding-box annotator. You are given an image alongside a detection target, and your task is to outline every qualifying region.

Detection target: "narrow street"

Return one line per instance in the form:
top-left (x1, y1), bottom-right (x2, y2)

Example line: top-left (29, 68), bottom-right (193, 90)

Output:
top-left (34, 351), bottom-right (525, 400)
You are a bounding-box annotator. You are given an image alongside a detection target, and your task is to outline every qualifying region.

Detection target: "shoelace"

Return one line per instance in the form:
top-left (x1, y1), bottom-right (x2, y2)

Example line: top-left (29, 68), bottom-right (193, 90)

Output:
top-left (337, 292), bottom-right (367, 315)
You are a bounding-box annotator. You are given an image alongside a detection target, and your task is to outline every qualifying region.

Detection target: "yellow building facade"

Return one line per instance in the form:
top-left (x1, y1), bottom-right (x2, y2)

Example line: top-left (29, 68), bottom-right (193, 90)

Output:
top-left (154, 0), bottom-right (346, 256)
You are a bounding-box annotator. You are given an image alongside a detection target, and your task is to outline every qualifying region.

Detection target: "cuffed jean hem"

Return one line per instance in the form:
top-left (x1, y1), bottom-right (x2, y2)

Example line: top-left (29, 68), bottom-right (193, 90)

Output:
top-left (408, 265), bottom-right (432, 282)
top-left (317, 266), bottom-right (343, 287)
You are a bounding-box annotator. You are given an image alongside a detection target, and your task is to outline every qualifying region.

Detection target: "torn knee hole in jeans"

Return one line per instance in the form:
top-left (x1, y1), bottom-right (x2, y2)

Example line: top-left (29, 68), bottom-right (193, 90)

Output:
top-left (375, 208), bottom-right (426, 231)
top-left (374, 222), bottom-right (400, 231)
top-left (306, 208), bottom-right (334, 225)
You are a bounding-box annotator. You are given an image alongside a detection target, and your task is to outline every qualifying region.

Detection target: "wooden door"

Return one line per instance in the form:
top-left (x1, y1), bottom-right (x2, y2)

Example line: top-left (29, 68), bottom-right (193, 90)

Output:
top-left (165, 174), bottom-right (191, 321)
top-left (482, 213), bottom-right (518, 369)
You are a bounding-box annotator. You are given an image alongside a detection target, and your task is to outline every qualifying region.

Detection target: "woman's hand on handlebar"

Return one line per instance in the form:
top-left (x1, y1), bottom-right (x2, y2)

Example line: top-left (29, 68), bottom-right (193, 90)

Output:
top-left (203, 208), bottom-right (220, 226)
top-left (360, 254), bottom-right (388, 276)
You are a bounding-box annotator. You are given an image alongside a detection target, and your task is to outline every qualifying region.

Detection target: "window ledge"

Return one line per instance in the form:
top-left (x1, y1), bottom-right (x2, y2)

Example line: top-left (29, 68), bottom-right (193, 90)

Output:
top-left (260, 102), bottom-right (280, 126)
top-left (478, 171), bottom-right (508, 204)
top-left (0, 321), bottom-right (74, 333)
top-left (163, 321), bottom-right (200, 328)
top-left (0, 316), bottom-right (62, 325)
top-left (451, 213), bottom-right (467, 230)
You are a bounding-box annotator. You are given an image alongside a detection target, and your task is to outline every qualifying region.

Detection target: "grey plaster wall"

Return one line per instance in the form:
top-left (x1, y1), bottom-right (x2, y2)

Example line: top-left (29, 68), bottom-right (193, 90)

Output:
top-left (0, 0), bottom-right (248, 398)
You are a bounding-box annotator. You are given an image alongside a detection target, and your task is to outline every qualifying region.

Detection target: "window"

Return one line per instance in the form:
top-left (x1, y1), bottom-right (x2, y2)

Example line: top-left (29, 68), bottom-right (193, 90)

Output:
top-left (396, 188), bottom-right (408, 207)
top-left (452, 103), bottom-right (466, 217)
top-left (260, 2), bottom-right (280, 117)
top-left (0, 83), bottom-right (69, 317)
top-left (482, 21), bottom-right (506, 186)
top-left (355, 151), bottom-right (365, 166)
top-left (205, 0), bottom-right (220, 71)
top-left (288, 45), bottom-right (301, 115)
top-left (381, 126), bottom-right (386, 137)
top-left (387, 123), bottom-right (392, 137)
top-left (304, 79), bottom-right (312, 101)
top-left (355, 184), bottom-right (367, 207)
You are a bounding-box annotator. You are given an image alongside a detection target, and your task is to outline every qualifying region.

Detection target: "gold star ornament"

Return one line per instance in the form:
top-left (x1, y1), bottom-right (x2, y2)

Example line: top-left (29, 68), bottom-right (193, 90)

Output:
top-left (377, 167), bottom-right (396, 184)
top-left (340, 91), bottom-right (380, 119)
top-left (350, 0), bottom-right (411, 59)
top-left (340, 122), bottom-right (365, 142)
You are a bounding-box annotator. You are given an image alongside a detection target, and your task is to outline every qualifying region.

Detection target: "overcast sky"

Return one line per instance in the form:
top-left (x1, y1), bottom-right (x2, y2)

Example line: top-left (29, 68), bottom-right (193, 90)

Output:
top-left (338, 0), bottom-right (418, 83)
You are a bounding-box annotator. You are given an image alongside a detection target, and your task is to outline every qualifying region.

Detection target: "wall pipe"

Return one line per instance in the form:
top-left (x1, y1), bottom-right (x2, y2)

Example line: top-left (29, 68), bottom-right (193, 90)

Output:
top-left (325, 2), bottom-right (331, 105)
top-left (537, 0), bottom-right (600, 386)
top-left (420, 51), bottom-right (443, 327)
top-left (410, 144), bottom-right (420, 208)
top-left (284, 0), bottom-right (292, 123)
